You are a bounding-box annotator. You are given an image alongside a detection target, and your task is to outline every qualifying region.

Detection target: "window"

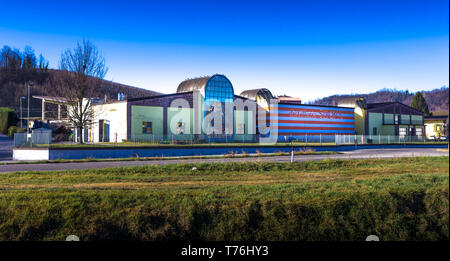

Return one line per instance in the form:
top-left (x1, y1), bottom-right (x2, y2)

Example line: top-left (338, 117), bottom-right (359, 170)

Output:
top-left (394, 115), bottom-right (399, 124)
top-left (142, 121), bottom-right (152, 134)
top-left (236, 123), bottom-right (245, 134)
top-left (204, 75), bottom-right (234, 104)
top-left (203, 75), bottom-right (235, 135)
top-left (373, 127), bottom-right (377, 135)
top-left (177, 122), bottom-right (185, 135)
top-left (416, 128), bottom-right (423, 138)
top-left (399, 127), bottom-right (407, 138)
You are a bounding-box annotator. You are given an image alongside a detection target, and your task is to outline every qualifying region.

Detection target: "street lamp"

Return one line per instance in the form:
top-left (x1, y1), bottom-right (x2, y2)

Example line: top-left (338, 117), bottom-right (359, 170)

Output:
top-left (27, 82), bottom-right (33, 136)
top-left (20, 96), bottom-right (25, 128)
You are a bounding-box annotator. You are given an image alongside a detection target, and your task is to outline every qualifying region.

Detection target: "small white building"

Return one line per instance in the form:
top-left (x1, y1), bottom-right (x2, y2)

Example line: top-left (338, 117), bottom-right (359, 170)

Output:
top-left (91, 100), bottom-right (128, 143)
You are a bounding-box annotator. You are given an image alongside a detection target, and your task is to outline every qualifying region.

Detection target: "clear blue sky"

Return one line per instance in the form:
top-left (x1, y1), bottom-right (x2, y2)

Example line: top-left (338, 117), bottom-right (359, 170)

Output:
top-left (0, 0), bottom-right (448, 101)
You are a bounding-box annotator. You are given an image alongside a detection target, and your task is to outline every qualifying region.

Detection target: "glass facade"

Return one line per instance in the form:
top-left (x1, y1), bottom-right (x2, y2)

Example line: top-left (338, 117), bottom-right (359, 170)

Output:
top-left (204, 75), bottom-right (234, 135)
top-left (204, 75), bottom-right (234, 103)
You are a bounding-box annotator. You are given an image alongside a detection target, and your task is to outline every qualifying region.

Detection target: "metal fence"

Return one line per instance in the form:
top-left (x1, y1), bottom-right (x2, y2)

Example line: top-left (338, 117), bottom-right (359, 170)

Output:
top-left (14, 132), bottom-right (446, 147)
top-left (13, 132), bottom-right (52, 147)
top-left (121, 133), bottom-right (437, 145)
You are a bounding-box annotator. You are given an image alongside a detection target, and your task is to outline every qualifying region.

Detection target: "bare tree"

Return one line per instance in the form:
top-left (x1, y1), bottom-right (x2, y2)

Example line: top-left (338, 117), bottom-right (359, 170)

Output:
top-left (55, 40), bottom-right (108, 143)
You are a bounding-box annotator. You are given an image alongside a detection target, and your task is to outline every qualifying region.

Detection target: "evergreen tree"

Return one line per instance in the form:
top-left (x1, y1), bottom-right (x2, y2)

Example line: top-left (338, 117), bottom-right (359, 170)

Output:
top-left (411, 92), bottom-right (430, 116)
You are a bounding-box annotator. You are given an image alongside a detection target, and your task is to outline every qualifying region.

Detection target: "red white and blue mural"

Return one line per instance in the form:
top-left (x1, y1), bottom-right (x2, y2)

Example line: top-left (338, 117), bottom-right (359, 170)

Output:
top-left (271, 104), bottom-right (355, 142)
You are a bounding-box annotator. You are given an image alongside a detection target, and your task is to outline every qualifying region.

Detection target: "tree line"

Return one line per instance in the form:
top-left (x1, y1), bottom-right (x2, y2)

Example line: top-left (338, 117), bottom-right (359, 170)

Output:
top-left (0, 45), bottom-right (50, 85)
top-left (0, 41), bottom-right (107, 143)
top-left (0, 45), bottom-right (48, 72)
top-left (311, 87), bottom-right (449, 115)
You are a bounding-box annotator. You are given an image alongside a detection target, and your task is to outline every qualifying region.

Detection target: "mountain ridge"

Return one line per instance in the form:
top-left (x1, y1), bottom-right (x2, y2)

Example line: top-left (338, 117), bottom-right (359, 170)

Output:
top-left (309, 87), bottom-right (449, 115)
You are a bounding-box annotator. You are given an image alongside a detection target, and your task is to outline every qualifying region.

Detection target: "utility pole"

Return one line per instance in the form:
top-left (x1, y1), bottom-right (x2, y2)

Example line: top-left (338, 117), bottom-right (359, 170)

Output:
top-left (27, 82), bottom-right (33, 136)
top-left (290, 141), bottom-right (294, 163)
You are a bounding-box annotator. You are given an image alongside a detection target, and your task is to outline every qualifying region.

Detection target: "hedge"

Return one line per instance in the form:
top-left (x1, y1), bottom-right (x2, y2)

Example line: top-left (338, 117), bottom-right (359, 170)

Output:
top-left (0, 107), bottom-right (15, 135)
top-left (8, 126), bottom-right (25, 138)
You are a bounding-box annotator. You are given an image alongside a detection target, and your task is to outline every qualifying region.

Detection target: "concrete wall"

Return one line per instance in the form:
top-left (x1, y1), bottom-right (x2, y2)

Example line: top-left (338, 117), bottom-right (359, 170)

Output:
top-left (381, 125), bottom-right (395, 135)
top-left (354, 106), bottom-right (365, 135)
top-left (13, 149), bottom-right (49, 160)
top-left (13, 144), bottom-right (446, 161)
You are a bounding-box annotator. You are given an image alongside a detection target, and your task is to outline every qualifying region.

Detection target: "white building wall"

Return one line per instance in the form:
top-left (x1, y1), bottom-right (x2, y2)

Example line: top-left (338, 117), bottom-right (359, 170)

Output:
top-left (92, 101), bottom-right (128, 143)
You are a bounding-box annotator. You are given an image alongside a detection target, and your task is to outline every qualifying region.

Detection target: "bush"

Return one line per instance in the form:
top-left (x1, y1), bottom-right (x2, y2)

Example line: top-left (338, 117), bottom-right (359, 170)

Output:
top-left (53, 126), bottom-right (72, 142)
top-left (8, 126), bottom-right (25, 138)
top-left (0, 107), bottom-right (15, 134)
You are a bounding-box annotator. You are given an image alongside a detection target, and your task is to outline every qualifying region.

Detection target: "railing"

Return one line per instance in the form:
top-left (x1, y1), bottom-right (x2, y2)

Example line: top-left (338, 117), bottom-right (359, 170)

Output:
top-left (94, 133), bottom-right (443, 146)
top-left (14, 132), bottom-right (447, 148)
top-left (13, 132), bottom-right (52, 147)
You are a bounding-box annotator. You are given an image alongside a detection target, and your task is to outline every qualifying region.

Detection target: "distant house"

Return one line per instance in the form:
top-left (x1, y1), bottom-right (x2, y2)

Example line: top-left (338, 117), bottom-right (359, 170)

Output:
top-left (276, 95), bottom-right (302, 105)
top-left (31, 96), bottom-right (70, 124)
top-left (424, 115), bottom-right (448, 140)
top-left (29, 95), bottom-right (103, 142)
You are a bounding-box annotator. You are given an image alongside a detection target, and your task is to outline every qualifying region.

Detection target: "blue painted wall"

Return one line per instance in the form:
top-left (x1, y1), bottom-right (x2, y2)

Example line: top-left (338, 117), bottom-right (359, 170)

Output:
top-left (48, 144), bottom-right (448, 160)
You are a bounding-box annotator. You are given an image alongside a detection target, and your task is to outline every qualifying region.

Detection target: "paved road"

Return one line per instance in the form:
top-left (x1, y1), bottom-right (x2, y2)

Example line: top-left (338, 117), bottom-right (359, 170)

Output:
top-left (0, 134), bottom-right (12, 161)
top-left (0, 148), bottom-right (447, 173)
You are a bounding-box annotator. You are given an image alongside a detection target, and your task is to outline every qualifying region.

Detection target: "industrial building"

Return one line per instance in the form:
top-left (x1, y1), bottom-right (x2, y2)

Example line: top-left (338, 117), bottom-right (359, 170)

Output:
top-left (339, 97), bottom-right (425, 139)
top-left (89, 74), bottom-right (358, 143)
top-left (88, 74), bottom-right (426, 143)
top-left (91, 74), bottom-right (255, 143)
top-left (14, 73), bottom-right (431, 145)
top-left (424, 115), bottom-right (448, 140)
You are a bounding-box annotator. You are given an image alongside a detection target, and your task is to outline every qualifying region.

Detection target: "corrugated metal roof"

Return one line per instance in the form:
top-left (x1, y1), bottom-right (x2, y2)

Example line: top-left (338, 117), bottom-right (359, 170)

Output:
top-left (240, 88), bottom-right (274, 101)
top-left (176, 76), bottom-right (211, 93)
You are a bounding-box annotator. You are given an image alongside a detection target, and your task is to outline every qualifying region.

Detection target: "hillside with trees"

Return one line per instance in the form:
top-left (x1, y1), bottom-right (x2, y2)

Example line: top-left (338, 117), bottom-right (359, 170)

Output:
top-left (310, 87), bottom-right (449, 115)
top-left (0, 45), bottom-right (161, 113)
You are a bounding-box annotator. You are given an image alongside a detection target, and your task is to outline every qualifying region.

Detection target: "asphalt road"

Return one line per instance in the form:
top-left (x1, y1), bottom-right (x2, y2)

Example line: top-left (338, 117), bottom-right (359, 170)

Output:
top-left (0, 148), bottom-right (448, 173)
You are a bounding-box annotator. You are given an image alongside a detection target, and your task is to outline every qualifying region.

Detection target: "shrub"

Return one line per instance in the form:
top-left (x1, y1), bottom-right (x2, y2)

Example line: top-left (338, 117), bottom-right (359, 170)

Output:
top-left (7, 126), bottom-right (17, 138)
top-left (8, 126), bottom-right (25, 138)
top-left (0, 107), bottom-right (15, 134)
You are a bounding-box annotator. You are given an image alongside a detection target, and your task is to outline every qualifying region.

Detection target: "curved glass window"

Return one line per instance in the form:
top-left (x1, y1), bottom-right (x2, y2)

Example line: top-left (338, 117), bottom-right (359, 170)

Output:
top-left (204, 75), bottom-right (234, 103)
top-left (204, 75), bottom-right (234, 135)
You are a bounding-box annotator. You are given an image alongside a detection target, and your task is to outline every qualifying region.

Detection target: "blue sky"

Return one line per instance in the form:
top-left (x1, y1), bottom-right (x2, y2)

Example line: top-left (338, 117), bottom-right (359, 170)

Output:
top-left (0, 0), bottom-right (448, 101)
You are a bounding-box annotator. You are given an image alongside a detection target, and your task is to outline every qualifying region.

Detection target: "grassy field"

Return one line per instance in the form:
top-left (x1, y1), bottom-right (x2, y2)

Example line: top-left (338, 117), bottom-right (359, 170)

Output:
top-left (0, 156), bottom-right (448, 241)
top-left (3, 150), bottom-right (338, 165)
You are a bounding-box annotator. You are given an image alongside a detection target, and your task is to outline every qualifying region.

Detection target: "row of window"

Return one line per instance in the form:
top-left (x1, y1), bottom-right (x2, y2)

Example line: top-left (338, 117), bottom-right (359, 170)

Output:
top-left (399, 127), bottom-right (423, 138)
top-left (372, 126), bottom-right (423, 138)
top-left (385, 114), bottom-right (422, 125)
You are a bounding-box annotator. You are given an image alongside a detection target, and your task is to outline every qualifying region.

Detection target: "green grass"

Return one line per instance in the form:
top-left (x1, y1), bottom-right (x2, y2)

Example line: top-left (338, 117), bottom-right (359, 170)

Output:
top-left (0, 157), bottom-right (448, 241)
